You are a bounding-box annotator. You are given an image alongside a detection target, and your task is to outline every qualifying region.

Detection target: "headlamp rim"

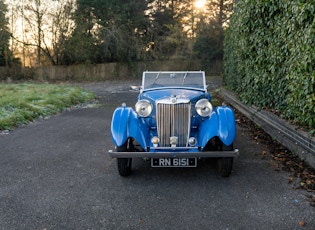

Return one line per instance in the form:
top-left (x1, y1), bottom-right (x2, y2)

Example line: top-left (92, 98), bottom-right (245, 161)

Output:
top-left (135, 99), bottom-right (153, 117)
top-left (195, 98), bottom-right (213, 117)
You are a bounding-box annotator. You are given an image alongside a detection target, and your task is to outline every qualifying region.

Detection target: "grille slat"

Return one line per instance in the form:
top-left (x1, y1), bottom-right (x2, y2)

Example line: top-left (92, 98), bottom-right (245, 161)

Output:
top-left (156, 102), bottom-right (191, 147)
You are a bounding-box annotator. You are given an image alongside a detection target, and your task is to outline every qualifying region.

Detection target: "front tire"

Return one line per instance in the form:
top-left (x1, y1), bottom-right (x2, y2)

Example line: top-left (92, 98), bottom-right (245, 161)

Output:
top-left (116, 139), bottom-right (132, 177)
top-left (217, 157), bottom-right (233, 177)
top-left (117, 158), bottom-right (132, 177)
top-left (217, 143), bottom-right (234, 177)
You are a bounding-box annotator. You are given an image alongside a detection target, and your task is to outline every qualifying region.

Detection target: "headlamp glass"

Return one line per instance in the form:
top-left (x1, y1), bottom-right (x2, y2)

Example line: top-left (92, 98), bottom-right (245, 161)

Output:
top-left (135, 100), bottom-right (153, 117)
top-left (195, 99), bottom-right (213, 117)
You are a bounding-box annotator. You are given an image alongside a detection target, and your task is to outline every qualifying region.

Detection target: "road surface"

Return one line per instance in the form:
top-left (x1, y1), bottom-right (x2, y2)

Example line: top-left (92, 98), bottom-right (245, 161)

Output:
top-left (0, 81), bottom-right (314, 229)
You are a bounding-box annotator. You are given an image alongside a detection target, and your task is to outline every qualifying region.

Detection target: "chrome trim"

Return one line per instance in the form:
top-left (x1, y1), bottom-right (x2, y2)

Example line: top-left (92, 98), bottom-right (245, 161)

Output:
top-left (156, 100), bottom-right (191, 147)
top-left (157, 98), bottom-right (190, 104)
top-left (150, 147), bottom-right (199, 150)
top-left (142, 71), bottom-right (207, 93)
top-left (108, 149), bottom-right (240, 158)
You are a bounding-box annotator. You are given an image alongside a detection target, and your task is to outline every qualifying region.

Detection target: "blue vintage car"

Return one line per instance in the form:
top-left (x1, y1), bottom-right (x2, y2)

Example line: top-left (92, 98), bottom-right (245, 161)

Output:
top-left (109, 71), bottom-right (238, 177)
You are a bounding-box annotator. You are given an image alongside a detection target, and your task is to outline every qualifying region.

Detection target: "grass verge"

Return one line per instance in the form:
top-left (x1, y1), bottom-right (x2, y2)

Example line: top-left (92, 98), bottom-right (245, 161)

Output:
top-left (0, 83), bottom-right (95, 130)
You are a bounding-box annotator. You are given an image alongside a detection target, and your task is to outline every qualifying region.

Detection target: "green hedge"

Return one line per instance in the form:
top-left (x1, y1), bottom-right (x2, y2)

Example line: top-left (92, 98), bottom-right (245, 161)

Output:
top-left (224, 0), bottom-right (315, 129)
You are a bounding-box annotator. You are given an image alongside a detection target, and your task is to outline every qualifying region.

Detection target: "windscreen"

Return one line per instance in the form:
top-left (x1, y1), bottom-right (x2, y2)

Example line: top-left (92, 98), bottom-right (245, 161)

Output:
top-left (142, 71), bottom-right (206, 91)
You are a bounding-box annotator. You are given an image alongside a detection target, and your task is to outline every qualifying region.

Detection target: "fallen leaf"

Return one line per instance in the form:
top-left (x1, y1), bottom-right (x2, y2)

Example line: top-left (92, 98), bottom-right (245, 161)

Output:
top-left (298, 220), bottom-right (305, 227)
top-left (306, 179), bottom-right (312, 185)
top-left (306, 195), bottom-right (315, 202)
top-left (285, 160), bottom-right (293, 165)
top-left (288, 176), bottom-right (293, 184)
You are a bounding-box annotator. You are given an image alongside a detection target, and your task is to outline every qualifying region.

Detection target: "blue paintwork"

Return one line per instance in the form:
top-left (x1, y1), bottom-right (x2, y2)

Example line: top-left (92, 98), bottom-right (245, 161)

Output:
top-left (111, 106), bottom-right (149, 148)
top-left (198, 106), bottom-right (236, 147)
top-left (140, 88), bottom-right (210, 102)
top-left (110, 86), bottom-right (236, 152)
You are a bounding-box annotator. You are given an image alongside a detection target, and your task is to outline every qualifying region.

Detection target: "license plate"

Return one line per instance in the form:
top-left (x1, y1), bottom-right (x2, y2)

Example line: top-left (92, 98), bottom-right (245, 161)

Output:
top-left (151, 158), bottom-right (197, 167)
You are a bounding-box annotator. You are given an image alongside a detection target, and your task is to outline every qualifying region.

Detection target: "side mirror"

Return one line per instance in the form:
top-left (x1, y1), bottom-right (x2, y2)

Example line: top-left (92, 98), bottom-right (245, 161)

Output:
top-left (130, 85), bottom-right (141, 92)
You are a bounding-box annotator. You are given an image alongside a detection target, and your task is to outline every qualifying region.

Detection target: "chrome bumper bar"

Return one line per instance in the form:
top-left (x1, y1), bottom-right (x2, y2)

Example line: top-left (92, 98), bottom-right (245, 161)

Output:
top-left (108, 149), bottom-right (239, 158)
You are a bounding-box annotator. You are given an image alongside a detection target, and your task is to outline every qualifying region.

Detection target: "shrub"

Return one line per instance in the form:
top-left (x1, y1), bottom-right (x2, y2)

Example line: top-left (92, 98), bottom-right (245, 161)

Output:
top-left (224, 0), bottom-right (315, 129)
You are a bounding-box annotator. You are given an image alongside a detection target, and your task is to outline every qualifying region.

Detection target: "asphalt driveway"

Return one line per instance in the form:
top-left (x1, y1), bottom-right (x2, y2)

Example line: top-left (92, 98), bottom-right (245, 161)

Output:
top-left (0, 81), bottom-right (314, 229)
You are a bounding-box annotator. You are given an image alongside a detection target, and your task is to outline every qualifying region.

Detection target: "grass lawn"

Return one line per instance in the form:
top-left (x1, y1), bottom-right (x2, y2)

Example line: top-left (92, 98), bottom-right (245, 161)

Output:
top-left (0, 83), bottom-right (95, 130)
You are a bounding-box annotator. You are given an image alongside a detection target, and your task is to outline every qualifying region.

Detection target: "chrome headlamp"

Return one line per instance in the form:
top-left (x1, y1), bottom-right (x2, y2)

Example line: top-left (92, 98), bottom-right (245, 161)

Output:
top-left (135, 100), bottom-right (153, 117)
top-left (195, 99), bottom-right (213, 117)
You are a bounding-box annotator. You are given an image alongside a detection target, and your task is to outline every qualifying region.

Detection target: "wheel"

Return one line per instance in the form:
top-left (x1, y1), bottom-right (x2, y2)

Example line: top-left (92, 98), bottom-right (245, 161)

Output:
top-left (116, 139), bottom-right (132, 177)
top-left (217, 157), bottom-right (233, 177)
top-left (117, 158), bottom-right (132, 177)
top-left (216, 143), bottom-right (234, 177)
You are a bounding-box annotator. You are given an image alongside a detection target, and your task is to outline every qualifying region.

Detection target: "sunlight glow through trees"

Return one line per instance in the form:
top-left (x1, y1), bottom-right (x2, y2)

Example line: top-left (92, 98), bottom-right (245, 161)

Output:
top-left (194, 0), bottom-right (206, 9)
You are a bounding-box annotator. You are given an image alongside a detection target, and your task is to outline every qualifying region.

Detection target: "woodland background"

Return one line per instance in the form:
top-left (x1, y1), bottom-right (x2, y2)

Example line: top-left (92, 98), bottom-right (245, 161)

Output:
top-left (0, 0), bottom-right (314, 129)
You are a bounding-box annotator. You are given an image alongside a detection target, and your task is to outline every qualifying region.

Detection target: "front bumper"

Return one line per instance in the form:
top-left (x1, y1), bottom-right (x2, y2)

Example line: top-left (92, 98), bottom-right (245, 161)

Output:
top-left (108, 148), bottom-right (239, 158)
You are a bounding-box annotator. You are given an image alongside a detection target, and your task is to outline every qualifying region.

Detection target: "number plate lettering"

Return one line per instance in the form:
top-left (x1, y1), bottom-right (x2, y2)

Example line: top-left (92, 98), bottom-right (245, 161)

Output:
top-left (151, 158), bottom-right (197, 167)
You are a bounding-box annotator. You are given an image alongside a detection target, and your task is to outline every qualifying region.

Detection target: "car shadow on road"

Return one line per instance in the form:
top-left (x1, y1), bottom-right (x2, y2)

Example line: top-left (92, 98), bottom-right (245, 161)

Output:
top-left (126, 157), bottom-right (231, 180)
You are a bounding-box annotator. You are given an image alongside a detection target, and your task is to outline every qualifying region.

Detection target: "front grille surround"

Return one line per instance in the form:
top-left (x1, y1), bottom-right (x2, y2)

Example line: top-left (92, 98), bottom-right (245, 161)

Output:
top-left (156, 98), bottom-right (191, 147)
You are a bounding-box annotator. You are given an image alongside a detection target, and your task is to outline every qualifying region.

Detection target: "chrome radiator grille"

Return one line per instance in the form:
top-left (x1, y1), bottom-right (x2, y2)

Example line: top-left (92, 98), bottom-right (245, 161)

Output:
top-left (156, 102), bottom-right (191, 147)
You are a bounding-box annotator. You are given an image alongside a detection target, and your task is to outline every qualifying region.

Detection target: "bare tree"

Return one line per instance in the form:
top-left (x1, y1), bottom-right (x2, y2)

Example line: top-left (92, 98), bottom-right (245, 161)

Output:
top-left (50, 0), bottom-right (75, 65)
top-left (22, 0), bottom-right (45, 66)
top-left (9, 0), bottom-right (75, 66)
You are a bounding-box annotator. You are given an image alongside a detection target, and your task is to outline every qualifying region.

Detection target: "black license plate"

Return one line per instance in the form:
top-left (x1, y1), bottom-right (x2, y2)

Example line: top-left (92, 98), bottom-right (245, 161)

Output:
top-left (151, 158), bottom-right (197, 167)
